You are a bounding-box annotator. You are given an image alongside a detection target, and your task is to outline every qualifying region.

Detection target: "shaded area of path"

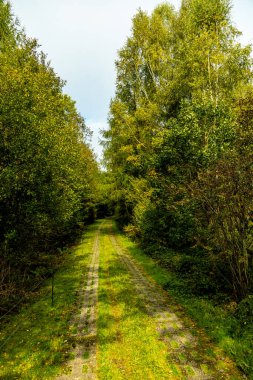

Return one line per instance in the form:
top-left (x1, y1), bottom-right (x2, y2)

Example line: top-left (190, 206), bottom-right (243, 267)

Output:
top-left (57, 227), bottom-right (100, 380)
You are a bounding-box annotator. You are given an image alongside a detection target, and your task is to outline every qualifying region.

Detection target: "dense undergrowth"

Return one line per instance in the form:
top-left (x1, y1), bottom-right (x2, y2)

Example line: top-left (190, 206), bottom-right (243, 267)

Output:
top-left (0, 224), bottom-right (89, 316)
top-left (153, 248), bottom-right (253, 378)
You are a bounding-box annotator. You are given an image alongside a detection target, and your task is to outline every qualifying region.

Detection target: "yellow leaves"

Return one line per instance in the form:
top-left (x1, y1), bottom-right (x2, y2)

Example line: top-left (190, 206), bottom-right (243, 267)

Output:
top-left (120, 145), bottom-right (134, 154)
top-left (126, 155), bottom-right (139, 164)
top-left (119, 145), bottom-right (140, 166)
top-left (147, 168), bottom-right (158, 178)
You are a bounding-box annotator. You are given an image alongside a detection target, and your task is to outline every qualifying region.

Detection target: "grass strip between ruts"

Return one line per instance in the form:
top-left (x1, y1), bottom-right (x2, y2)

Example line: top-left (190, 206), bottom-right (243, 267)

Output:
top-left (97, 220), bottom-right (175, 379)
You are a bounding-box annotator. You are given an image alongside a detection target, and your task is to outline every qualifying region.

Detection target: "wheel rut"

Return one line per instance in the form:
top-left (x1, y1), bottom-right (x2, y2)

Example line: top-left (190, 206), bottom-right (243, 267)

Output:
top-left (57, 227), bottom-right (100, 380)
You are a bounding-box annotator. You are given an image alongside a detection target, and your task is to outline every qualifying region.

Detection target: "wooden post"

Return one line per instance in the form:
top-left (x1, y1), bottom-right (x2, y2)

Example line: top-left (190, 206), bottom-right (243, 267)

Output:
top-left (51, 272), bottom-right (54, 307)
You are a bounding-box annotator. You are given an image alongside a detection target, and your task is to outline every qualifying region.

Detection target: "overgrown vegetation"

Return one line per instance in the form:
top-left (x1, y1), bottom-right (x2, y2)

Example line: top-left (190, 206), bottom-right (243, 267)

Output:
top-left (0, 0), bottom-right (99, 312)
top-left (103, 0), bottom-right (253, 306)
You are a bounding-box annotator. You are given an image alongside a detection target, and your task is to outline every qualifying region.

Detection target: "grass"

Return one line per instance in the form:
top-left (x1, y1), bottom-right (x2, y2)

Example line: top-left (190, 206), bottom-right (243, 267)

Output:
top-left (97, 221), bottom-right (176, 379)
top-left (113, 222), bottom-right (252, 379)
top-left (0, 221), bottom-right (101, 380)
top-left (1, 218), bottom-right (250, 379)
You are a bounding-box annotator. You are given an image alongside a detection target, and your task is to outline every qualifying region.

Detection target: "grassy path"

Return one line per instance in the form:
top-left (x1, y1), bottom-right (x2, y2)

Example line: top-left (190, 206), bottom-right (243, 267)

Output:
top-left (0, 219), bottom-right (245, 379)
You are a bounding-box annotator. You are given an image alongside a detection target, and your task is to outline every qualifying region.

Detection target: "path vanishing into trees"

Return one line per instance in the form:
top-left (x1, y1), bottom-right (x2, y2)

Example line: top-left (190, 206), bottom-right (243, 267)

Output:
top-left (56, 219), bottom-right (244, 380)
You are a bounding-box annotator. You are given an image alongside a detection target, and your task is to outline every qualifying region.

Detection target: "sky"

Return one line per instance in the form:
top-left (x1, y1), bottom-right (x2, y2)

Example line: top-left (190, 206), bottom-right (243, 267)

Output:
top-left (9, 0), bottom-right (253, 161)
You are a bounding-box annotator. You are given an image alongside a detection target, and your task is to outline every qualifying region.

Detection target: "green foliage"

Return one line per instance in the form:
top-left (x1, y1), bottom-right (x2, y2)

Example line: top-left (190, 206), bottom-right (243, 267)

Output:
top-left (235, 295), bottom-right (253, 327)
top-left (104, 0), bottom-right (253, 301)
top-left (191, 153), bottom-right (253, 300)
top-left (95, 171), bottom-right (115, 218)
top-left (0, 1), bottom-right (98, 307)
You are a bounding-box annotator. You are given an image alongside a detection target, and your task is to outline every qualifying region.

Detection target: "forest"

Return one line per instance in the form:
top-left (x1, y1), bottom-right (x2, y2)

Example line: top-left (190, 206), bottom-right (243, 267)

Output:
top-left (0, 0), bottom-right (253, 378)
top-left (104, 0), bottom-right (253, 306)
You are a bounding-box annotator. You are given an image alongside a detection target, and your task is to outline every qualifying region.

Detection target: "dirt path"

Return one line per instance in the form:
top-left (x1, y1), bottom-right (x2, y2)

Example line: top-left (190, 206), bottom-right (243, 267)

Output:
top-left (57, 227), bottom-right (100, 380)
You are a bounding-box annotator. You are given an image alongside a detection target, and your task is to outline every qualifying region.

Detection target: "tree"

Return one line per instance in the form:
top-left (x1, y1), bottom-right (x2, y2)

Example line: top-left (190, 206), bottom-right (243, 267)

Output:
top-left (104, 0), bottom-right (253, 300)
top-left (0, 1), bottom-right (98, 275)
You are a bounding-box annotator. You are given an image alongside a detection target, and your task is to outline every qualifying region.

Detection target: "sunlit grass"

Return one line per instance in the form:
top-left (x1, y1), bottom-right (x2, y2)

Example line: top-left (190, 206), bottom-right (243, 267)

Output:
top-left (97, 220), bottom-right (180, 379)
top-left (0, 222), bottom-right (101, 380)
